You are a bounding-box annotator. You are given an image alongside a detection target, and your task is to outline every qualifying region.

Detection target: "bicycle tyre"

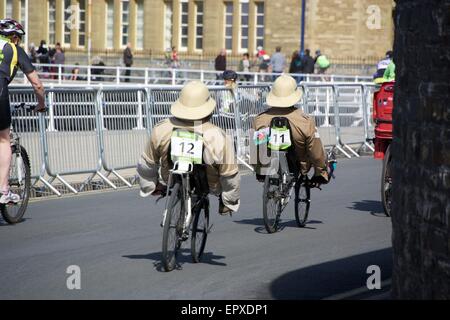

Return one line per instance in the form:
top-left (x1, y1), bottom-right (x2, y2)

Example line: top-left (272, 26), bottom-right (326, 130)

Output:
top-left (381, 145), bottom-right (392, 217)
top-left (263, 173), bottom-right (282, 233)
top-left (295, 175), bottom-right (311, 227)
top-left (1, 145), bottom-right (31, 225)
top-left (162, 182), bottom-right (184, 272)
top-left (191, 197), bottom-right (209, 263)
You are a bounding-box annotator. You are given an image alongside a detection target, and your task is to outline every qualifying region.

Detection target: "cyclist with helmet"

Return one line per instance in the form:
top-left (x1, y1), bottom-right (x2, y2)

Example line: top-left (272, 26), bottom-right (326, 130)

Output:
top-left (0, 19), bottom-right (46, 205)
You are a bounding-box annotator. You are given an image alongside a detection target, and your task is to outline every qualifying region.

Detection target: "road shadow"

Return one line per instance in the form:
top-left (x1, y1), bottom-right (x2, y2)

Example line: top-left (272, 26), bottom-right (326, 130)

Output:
top-left (267, 247), bottom-right (393, 300)
top-left (123, 249), bottom-right (227, 272)
top-left (234, 218), bottom-right (323, 233)
top-left (348, 200), bottom-right (388, 217)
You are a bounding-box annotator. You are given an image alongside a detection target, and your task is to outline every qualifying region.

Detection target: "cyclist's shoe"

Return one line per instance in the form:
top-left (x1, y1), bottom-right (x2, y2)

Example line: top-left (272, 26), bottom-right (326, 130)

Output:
top-left (256, 174), bottom-right (265, 183)
top-left (0, 191), bottom-right (21, 205)
top-left (218, 198), bottom-right (233, 216)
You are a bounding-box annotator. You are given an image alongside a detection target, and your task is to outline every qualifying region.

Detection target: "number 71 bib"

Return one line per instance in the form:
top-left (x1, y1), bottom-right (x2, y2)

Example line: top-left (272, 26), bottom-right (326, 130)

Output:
top-left (268, 127), bottom-right (292, 150)
top-left (171, 130), bottom-right (203, 164)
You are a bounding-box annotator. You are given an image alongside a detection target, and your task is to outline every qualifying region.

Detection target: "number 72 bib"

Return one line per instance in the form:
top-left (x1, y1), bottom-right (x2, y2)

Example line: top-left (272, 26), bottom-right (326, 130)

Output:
top-left (268, 127), bottom-right (292, 150)
top-left (170, 130), bottom-right (203, 164)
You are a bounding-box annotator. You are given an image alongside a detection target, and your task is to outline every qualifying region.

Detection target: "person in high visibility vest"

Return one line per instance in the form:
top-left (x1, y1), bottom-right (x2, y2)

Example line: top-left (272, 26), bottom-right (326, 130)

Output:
top-left (0, 19), bottom-right (46, 205)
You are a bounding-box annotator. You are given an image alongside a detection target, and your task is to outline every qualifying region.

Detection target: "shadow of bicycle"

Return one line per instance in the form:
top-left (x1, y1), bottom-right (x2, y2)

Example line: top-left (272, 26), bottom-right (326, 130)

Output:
top-left (234, 218), bottom-right (323, 234)
top-left (123, 249), bottom-right (227, 272)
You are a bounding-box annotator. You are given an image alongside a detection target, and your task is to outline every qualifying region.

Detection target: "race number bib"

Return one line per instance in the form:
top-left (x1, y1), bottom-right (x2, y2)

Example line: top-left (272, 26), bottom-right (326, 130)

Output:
top-left (268, 127), bottom-right (292, 150)
top-left (171, 130), bottom-right (203, 164)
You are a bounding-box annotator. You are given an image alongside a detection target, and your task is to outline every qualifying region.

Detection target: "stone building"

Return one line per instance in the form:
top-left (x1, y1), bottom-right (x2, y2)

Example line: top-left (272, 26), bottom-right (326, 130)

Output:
top-left (0, 0), bottom-right (394, 63)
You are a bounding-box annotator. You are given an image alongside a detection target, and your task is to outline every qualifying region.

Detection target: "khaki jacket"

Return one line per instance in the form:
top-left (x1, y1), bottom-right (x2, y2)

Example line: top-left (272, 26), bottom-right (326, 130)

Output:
top-left (137, 117), bottom-right (240, 212)
top-left (253, 107), bottom-right (328, 180)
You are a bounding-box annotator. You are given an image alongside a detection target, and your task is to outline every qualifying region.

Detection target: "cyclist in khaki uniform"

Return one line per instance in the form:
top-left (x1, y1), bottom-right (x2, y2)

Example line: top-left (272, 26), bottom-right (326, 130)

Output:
top-left (137, 81), bottom-right (240, 215)
top-left (253, 75), bottom-right (329, 185)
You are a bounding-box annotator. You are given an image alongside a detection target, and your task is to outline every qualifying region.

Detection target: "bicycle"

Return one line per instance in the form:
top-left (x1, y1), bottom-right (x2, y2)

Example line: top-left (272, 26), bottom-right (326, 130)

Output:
top-left (0, 103), bottom-right (34, 224)
top-left (381, 144), bottom-right (392, 217)
top-left (260, 117), bottom-right (336, 233)
top-left (161, 130), bottom-right (211, 272)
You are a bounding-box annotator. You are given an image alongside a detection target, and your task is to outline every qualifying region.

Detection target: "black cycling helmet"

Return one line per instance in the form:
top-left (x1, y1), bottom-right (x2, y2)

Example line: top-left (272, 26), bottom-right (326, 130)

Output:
top-left (223, 70), bottom-right (238, 81)
top-left (0, 18), bottom-right (25, 39)
top-left (385, 50), bottom-right (393, 59)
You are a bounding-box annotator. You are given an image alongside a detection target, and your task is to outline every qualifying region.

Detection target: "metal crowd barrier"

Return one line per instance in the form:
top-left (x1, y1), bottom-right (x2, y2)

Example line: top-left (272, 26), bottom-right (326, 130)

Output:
top-left (9, 82), bottom-right (376, 197)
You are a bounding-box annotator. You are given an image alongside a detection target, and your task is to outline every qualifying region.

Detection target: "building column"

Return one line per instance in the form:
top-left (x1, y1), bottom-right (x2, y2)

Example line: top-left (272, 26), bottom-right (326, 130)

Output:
top-left (12, 0), bottom-right (20, 20)
top-left (232, 0), bottom-right (240, 55)
top-left (55, 0), bottom-right (64, 45)
top-left (91, 0), bottom-right (105, 51)
top-left (172, 0), bottom-right (180, 51)
top-left (28, 0), bottom-right (47, 47)
top-left (144, 0), bottom-right (163, 53)
top-left (203, 0), bottom-right (223, 55)
top-left (187, 0), bottom-right (195, 53)
top-left (129, 0), bottom-right (137, 48)
top-left (113, 0), bottom-right (121, 49)
top-left (248, 0), bottom-right (256, 56)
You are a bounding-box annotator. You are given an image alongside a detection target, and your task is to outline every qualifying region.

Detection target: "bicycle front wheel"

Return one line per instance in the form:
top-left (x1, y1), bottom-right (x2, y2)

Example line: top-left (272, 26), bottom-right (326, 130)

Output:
top-left (381, 145), bottom-right (392, 217)
top-left (263, 174), bottom-right (282, 233)
top-left (1, 145), bottom-right (31, 225)
top-left (191, 197), bottom-right (209, 263)
top-left (162, 182), bottom-right (184, 272)
top-left (295, 176), bottom-right (311, 227)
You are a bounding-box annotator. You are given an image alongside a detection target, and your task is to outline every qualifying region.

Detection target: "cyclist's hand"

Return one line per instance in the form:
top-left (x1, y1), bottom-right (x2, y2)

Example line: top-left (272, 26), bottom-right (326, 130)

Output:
top-left (35, 104), bottom-right (48, 113)
top-left (310, 175), bottom-right (329, 187)
top-left (151, 183), bottom-right (167, 196)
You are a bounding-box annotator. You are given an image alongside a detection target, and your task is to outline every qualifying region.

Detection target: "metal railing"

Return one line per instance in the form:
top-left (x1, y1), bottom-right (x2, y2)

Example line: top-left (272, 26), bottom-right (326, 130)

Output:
top-left (10, 82), bottom-right (377, 197)
top-left (14, 63), bottom-right (373, 87)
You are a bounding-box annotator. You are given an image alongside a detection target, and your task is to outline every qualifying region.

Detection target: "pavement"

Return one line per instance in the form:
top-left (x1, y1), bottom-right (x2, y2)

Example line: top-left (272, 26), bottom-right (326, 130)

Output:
top-left (0, 156), bottom-right (393, 300)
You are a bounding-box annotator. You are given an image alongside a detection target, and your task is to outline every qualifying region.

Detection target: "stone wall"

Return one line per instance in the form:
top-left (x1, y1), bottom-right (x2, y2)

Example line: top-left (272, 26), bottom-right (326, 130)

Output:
top-left (391, 0), bottom-right (450, 299)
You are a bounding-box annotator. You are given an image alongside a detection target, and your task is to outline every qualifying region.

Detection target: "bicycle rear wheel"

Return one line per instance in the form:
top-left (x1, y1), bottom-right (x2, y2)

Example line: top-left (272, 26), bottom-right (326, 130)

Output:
top-left (1, 145), bottom-right (31, 225)
top-left (263, 174), bottom-right (282, 233)
top-left (162, 182), bottom-right (184, 272)
top-left (191, 197), bottom-right (209, 263)
top-left (381, 145), bottom-right (392, 217)
top-left (295, 176), bottom-right (311, 227)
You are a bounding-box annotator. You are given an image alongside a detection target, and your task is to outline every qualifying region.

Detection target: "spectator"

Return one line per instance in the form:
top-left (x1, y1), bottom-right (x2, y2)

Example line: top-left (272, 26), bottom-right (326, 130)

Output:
top-left (373, 51), bottom-right (393, 84)
top-left (91, 56), bottom-right (106, 82)
top-left (289, 50), bottom-right (303, 83)
top-left (28, 42), bottom-right (37, 63)
top-left (70, 63), bottom-right (83, 81)
top-left (52, 42), bottom-right (65, 78)
top-left (382, 60), bottom-right (395, 82)
top-left (123, 42), bottom-right (133, 82)
top-left (259, 54), bottom-right (271, 82)
top-left (214, 48), bottom-right (227, 80)
top-left (170, 46), bottom-right (180, 68)
top-left (301, 48), bottom-right (315, 75)
top-left (269, 46), bottom-right (286, 81)
top-left (314, 49), bottom-right (331, 77)
top-left (36, 40), bottom-right (50, 73)
top-left (238, 53), bottom-right (252, 82)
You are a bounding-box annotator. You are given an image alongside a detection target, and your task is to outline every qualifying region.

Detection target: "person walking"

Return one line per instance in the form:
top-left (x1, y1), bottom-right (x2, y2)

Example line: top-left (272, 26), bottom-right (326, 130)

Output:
top-left (314, 49), bottom-right (331, 80)
top-left (123, 42), bottom-right (133, 83)
top-left (302, 49), bottom-right (315, 76)
top-left (269, 46), bottom-right (286, 81)
top-left (52, 42), bottom-right (65, 78)
top-left (214, 49), bottom-right (227, 80)
top-left (238, 53), bottom-right (252, 83)
top-left (289, 50), bottom-right (303, 83)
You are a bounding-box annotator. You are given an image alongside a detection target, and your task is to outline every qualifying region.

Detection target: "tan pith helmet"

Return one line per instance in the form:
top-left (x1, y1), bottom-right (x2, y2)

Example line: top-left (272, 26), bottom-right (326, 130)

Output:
top-left (171, 81), bottom-right (217, 120)
top-left (266, 74), bottom-right (303, 108)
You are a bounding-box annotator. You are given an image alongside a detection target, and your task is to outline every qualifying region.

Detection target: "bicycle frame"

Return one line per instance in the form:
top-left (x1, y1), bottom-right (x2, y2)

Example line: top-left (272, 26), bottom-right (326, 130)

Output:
top-left (162, 161), bottom-right (195, 237)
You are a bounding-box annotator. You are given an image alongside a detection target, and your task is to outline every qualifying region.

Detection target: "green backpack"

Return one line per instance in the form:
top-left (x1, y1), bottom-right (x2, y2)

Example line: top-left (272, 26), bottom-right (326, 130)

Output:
top-left (317, 55), bottom-right (330, 69)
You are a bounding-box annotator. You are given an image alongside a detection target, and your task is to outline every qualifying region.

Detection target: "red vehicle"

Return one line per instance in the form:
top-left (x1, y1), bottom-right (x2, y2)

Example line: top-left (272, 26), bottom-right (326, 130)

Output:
top-left (373, 81), bottom-right (394, 216)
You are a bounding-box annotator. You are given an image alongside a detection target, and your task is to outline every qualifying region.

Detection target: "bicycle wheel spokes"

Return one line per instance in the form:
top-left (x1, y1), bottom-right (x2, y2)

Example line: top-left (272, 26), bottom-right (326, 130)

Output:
top-left (162, 183), bottom-right (184, 272)
top-left (191, 199), bottom-right (209, 263)
top-left (295, 179), bottom-right (310, 228)
top-left (263, 176), bottom-right (282, 233)
top-left (1, 146), bottom-right (31, 224)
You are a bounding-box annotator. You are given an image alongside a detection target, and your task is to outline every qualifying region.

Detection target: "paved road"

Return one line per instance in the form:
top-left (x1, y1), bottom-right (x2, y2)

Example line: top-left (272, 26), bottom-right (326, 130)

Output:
top-left (0, 157), bottom-right (392, 300)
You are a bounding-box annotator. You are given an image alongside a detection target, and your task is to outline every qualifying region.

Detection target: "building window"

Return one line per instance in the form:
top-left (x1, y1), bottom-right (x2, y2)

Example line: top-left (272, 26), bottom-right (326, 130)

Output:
top-left (5, 0), bottom-right (12, 18)
top-left (164, 1), bottom-right (173, 50)
top-left (240, 1), bottom-right (249, 51)
top-left (48, 0), bottom-right (56, 45)
top-left (64, 0), bottom-right (72, 46)
top-left (121, 0), bottom-right (130, 46)
top-left (195, 1), bottom-right (203, 50)
top-left (106, 0), bottom-right (114, 49)
top-left (255, 2), bottom-right (264, 48)
top-left (136, 0), bottom-right (144, 50)
top-left (180, 1), bottom-right (188, 50)
top-left (78, 0), bottom-right (86, 47)
top-left (224, 2), bottom-right (233, 51)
